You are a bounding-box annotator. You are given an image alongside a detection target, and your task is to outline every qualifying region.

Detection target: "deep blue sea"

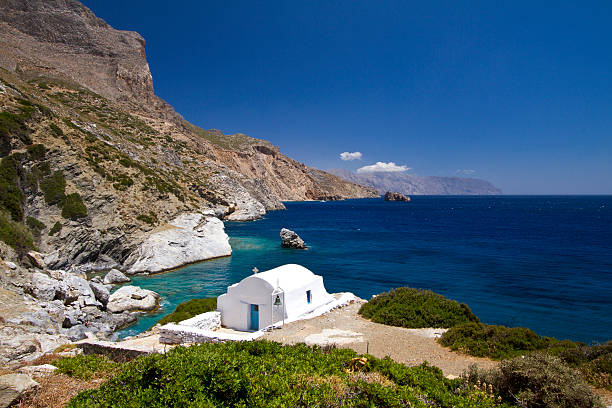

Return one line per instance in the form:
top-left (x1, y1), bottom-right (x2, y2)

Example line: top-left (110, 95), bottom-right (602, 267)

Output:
top-left (120, 196), bottom-right (612, 344)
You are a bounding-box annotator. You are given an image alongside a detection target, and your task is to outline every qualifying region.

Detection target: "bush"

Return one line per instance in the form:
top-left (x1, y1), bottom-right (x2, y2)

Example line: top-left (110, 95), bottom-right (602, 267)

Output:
top-left (464, 353), bottom-right (603, 408)
top-left (61, 193), bottom-right (87, 220)
top-left (49, 221), bottom-right (62, 236)
top-left (55, 354), bottom-right (119, 380)
top-left (156, 298), bottom-right (217, 326)
top-left (40, 170), bottom-right (66, 205)
top-left (0, 211), bottom-right (34, 258)
top-left (439, 322), bottom-right (549, 360)
top-left (66, 341), bottom-right (509, 408)
top-left (136, 212), bottom-right (157, 225)
top-left (358, 287), bottom-right (479, 329)
top-left (26, 143), bottom-right (46, 161)
top-left (0, 155), bottom-right (25, 220)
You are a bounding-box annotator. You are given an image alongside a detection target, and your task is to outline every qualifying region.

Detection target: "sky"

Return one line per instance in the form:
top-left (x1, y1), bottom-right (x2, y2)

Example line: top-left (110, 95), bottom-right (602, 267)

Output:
top-left (81, 1), bottom-right (612, 194)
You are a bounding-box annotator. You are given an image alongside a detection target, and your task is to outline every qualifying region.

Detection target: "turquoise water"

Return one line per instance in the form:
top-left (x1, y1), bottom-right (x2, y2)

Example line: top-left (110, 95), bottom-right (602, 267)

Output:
top-left (120, 196), bottom-right (612, 343)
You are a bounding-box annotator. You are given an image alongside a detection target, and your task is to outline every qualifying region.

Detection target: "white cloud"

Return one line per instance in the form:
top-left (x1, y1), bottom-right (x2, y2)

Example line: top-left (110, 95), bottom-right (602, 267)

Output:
top-left (340, 151), bottom-right (363, 161)
top-left (455, 169), bottom-right (476, 176)
top-left (356, 161), bottom-right (411, 174)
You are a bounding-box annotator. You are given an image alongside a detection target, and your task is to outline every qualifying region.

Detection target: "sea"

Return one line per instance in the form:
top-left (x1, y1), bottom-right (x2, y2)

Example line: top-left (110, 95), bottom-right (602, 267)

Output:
top-left (119, 196), bottom-right (612, 344)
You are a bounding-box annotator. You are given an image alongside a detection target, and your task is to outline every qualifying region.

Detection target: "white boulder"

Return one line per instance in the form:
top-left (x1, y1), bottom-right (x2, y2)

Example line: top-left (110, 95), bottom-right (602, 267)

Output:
top-left (125, 213), bottom-right (231, 274)
top-left (103, 269), bottom-right (130, 285)
top-left (106, 285), bottom-right (160, 313)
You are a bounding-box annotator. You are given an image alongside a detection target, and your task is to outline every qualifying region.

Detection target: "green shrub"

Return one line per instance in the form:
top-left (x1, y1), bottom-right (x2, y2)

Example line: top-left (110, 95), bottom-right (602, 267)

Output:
top-left (49, 123), bottom-right (64, 137)
top-left (155, 298), bottom-right (217, 326)
top-left (26, 216), bottom-right (45, 232)
top-left (0, 155), bottom-right (25, 220)
top-left (49, 221), bottom-right (62, 236)
top-left (55, 354), bottom-right (119, 380)
top-left (358, 287), bottom-right (479, 329)
top-left (464, 353), bottom-right (603, 408)
top-left (26, 144), bottom-right (46, 161)
top-left (111, 173), bottom-right (134, 190)
top-left (60, 193), bottom-right (87, 220)
top-left (40, 170), bottom-right (66, 205)
top-left (439, 322), bottom-right (549, 360)
top-left (0, 211), bottom-right (34, 258)
top-left (66, 341), bottom-right (509, 408)
top-left (136, 212), bottom-right (157, 225)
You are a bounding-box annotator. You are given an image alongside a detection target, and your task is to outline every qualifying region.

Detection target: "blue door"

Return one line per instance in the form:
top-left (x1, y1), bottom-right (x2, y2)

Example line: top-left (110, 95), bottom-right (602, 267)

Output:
top-left (250, 304), bottom-right (259, 330)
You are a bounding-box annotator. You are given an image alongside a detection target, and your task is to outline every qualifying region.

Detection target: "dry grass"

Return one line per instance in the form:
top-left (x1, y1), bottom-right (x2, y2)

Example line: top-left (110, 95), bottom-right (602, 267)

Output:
top-left (20, 373), bottom-right (109, 408)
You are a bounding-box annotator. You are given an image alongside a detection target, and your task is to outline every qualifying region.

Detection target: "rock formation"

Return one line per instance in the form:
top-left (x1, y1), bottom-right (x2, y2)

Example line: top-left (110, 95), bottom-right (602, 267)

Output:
top-left (0, 373), bottom-right (38, 407)
top-left (103, 269), bottom-right (131, 285)
top-left (384, 191), bottom-right (411, 202)
top-left (106, 286), bottom-right (160, 314)
top-left (0, 0), bottom-right (377, 364)
top-left (125, 213), bottom-right (231, 274)
top-left (280, 228), bottom-right (307, 249)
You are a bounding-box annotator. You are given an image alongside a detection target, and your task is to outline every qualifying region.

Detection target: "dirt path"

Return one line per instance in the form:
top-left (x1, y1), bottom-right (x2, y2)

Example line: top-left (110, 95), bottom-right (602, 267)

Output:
top-left (263, 300), bottom-right (497, 377)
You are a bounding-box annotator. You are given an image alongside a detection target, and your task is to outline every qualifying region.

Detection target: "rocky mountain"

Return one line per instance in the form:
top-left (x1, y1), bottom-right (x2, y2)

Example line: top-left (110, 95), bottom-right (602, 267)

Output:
top-left (328, 169), bottom-right (502, 195)
top-left (0, 0), bottom-right (376, 270)
top-left (0, 0), bottom-right (376, 362)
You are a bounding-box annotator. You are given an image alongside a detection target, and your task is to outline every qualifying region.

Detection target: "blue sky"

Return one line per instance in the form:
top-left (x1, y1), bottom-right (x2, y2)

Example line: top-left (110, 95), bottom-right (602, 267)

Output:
top-left (82, 1), bottom-right (612, 194)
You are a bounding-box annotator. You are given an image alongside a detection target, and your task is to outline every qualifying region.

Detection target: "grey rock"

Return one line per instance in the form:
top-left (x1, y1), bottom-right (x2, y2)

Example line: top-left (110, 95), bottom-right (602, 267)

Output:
top-left (107, 286), bottom-right (160, 313)
top-left (59, 274), bottom-right (98, 307)
top-left (0, 373), bottom-right (39, 408)
top-left (28, 272), bottom-right (60, 301)
top-left (103, 269), bottom-right (130, 285)
top-left (2, 261), bottom-right (17, 270)
top-left (89, 281), bottom-right (110, 306)
top-left (64, 325), bottom-right (89, 341)
top-left (280, 228), bottom-right (307, 249)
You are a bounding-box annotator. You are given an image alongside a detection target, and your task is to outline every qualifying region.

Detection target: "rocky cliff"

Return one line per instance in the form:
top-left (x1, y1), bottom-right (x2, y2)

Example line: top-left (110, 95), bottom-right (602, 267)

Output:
top-left (0, 0), bottom-right (376, 363)
top-left (328, 169), bottom-right (502, 195)
top-left (0, 0), bottom-right (376, 273)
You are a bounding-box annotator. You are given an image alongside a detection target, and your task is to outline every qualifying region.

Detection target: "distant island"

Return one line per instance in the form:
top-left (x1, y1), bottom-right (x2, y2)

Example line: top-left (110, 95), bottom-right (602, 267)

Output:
top-left (328, 169), bottom-right (502, 195)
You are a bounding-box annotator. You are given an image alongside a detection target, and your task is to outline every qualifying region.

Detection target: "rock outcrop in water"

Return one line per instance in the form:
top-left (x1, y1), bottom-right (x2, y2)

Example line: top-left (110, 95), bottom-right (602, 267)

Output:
top-left (280, 228), bottom-right (307, 249)
top-left (384, 191), bottom-right (411, 202)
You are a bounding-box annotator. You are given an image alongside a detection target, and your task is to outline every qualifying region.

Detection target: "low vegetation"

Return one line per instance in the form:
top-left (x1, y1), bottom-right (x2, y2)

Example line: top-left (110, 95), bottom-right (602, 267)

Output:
top-left (65, 341), bottom-right (512, 408)
top-left (463, 353), bottom-right (603, 408)
top-left (49, 221), bottom-right (62, 236)
top-left (358, 287), bottom-right (479, 328)
top-left (155, 297), bottom-right (217, 326)
top-left (439, 322), bottom-right (549, 360)
top-left (55, 355), bottom-right (119, 381)
top-left (361, 287), bottom-right (611, 395)
top-left (0, 210), bottom-right (33, 257)
top-left (61, 193), bottom-right (88, 220)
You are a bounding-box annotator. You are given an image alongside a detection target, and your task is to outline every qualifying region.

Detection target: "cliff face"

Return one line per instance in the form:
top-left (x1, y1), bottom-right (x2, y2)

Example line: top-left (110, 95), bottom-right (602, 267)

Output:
top-left (0, 0), bottom-right (377, 272)
top-left (328, 169), bottom-right (502, 195)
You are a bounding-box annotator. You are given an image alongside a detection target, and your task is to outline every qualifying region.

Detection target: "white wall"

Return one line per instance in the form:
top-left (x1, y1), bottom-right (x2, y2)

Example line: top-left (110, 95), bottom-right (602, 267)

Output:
top-left (218, 273), bottom-right (333, 331)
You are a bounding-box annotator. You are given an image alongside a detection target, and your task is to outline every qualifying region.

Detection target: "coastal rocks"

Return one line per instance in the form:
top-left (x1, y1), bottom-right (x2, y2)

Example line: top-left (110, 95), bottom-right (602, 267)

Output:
top-left (280, 228), bottom-right (307, 249)
top-left (103, 269), bottom-right (130, 285)
top-left (384, 191), bottom-right (411, 202)
top-left (89, 282), bottom-right (110, 306)
top-left (0, 373), bottom-right (39, 408)
top-left (210, 173), bottom-right (267, 221)
top-left (125, 213), bottom-right (231, 274)
top-left (26, 251), bottom-right (46, 269)
top-left (29, 272), bottom-right (60, 302)
top-left (106, 286), bottom-right (160, 313)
